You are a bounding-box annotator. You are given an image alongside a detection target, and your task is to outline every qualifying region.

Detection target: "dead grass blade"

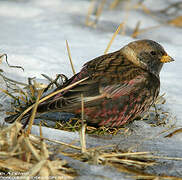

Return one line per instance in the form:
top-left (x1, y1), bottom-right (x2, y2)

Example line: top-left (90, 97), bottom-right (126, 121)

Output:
top-left (95, 0), bottom-right (106, 24)
top-left (100, 151), bottom-right (150, 158)
top-left (85, 0), bottom-right (106, 27)
top-left (129, 175), bottom-right (182, 180)
top-left (27, 159), bottom-right (47, 177)
top-left (104, 22), bottom-right (124, 54)
top-left (109, 0), bottom-right (120, 9)
top-left (0, 88), bottom-right (19, 101)
top-left (85, 0), bottom-right (96, 26)
top-left (80, 94), bottom-right (87, 153)
top-left (66, 40), bottom-right (76, 75)
top-left (131, 24), bottom-right (162, 38)
top-left (164, 128), bottom-right (182, 138)
top-left (23, 137), bottom-right (41, 161)
top-left (131, 21), bottom-right (141, 38)
top-left (26, 89), bottom-right (44, 135)
top-left (31, 135), bottom-right (81, 150)
top-left (168, 16), bottom-right (182, 27)
top-left (0, 158), bottom-right (32, 172)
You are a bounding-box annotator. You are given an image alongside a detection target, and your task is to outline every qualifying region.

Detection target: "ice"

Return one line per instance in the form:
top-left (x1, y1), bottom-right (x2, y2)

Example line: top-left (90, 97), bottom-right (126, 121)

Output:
top-left (0, 0), bottom-right (182, 179)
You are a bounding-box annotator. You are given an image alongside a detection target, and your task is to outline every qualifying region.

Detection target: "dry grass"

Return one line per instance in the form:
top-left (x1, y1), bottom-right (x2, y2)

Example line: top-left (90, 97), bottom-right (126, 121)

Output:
top-left (104, 22), bottom-right (124, 54)
top-left (66, 40), bottom-right (76, 75)
top-left (0, 53), bottom-right (181, 179)
top-left (168, 16), bottom-right (182, 27)
top-left (85, 0), bottom-right (106, 27)
top-left (0, 119), bottom-right (182, 179)
top-left (0, 122), bottom-right (77, 179)
top-left (0, 2), bottom-right (182, 178)
top-left (85, 0), bottom-right (182, 38)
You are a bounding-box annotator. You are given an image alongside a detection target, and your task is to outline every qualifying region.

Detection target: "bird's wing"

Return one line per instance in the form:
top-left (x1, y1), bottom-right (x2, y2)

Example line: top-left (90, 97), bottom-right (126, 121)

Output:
top-left (37, 50), bottom-right (154, 113)
top-left (37, 71), bottom-right (157, 116)
top-left (84, 74), bottom-right (160, 127)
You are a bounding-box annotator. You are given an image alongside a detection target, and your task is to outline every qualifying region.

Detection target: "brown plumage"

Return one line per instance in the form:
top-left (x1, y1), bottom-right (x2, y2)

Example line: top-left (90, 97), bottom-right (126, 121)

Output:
top-left (5, 39), bottom-right (174, 127)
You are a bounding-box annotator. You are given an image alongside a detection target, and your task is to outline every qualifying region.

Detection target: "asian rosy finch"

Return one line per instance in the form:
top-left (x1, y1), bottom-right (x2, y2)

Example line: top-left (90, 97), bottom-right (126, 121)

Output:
top-left (5, 39), bottom-right (174, 127)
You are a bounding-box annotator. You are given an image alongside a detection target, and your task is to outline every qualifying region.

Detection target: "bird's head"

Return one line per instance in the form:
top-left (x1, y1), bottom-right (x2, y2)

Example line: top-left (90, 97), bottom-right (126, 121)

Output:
top-left (122, 39), bottom-right (174, 77)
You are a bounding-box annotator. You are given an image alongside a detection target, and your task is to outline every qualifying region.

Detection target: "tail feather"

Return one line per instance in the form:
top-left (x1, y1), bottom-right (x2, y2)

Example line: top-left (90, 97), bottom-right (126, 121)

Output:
top-left (5, 113), bottom-right (30, 124)
top-left (5, 114), bottom-right (20, 123)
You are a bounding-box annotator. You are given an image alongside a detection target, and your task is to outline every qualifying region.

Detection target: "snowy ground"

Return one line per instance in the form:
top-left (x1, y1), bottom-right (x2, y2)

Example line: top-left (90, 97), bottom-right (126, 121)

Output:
top-left (0, 0), bottom-right (182, 179)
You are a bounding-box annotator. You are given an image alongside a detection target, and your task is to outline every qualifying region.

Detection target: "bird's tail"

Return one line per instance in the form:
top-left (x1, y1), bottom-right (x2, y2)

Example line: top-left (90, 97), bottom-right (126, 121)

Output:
top-left (4, 96), bottom-right (64, 124)
top-left (5, 112), bottom-right (30, 124)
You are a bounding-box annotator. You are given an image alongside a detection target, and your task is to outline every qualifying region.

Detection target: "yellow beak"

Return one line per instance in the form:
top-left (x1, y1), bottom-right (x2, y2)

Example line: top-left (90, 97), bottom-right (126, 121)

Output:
top-left (160, 55), bottom-right (175, 63)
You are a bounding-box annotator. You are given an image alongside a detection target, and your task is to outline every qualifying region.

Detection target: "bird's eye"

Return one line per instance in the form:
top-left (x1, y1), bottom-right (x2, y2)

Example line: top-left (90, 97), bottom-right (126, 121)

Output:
top-left (150, 51), bottom-right (157, 56)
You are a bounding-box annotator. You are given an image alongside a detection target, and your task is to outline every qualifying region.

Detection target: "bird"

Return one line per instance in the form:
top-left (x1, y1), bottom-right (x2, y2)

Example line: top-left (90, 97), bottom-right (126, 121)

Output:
top-left (5, 39), bottom-right (174, 127)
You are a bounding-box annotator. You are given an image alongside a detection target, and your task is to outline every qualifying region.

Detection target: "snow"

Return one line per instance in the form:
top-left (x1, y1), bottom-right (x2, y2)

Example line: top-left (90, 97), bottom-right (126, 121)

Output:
top-left (0, 0), bottom-right (182, 179)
